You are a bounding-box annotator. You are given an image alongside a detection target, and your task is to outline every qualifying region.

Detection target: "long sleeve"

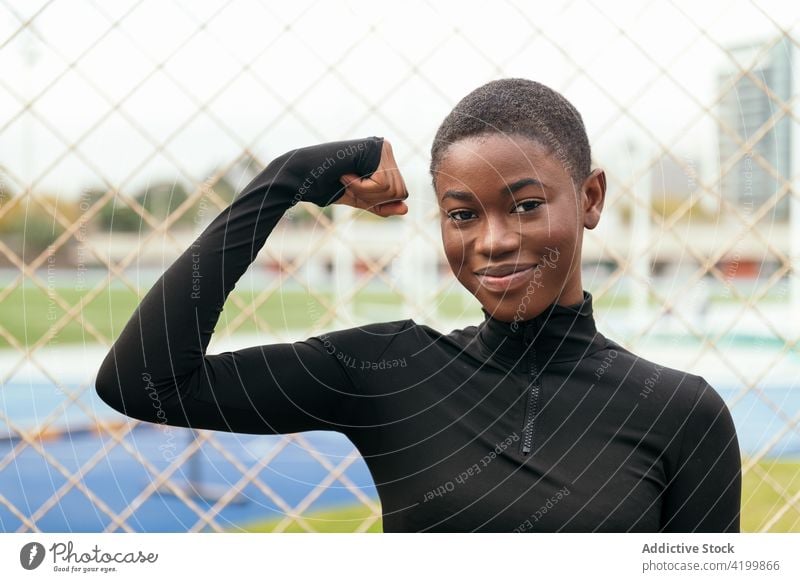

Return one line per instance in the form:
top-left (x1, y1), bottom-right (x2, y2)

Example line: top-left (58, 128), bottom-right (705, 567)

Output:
top-left (94, 136), bottom-right (385, 434)
top-left (660, 377), bottom-right (742, 532)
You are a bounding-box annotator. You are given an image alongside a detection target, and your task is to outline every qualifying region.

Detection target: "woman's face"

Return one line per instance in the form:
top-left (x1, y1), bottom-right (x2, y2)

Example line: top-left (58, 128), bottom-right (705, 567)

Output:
top-left (434, 133), bottom-right (605, 323)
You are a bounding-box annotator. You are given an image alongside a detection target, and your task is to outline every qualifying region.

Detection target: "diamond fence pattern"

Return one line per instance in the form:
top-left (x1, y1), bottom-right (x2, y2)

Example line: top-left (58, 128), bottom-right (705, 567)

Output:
top-left (0, 0), bottom-right (798, 532)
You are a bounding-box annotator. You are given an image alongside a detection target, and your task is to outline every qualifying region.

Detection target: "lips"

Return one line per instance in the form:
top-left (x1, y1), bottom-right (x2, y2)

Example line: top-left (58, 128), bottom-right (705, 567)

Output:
top-left (474, 264), bottom-right (538, 292)
top-left (474, 263), bottom-right (537, 277)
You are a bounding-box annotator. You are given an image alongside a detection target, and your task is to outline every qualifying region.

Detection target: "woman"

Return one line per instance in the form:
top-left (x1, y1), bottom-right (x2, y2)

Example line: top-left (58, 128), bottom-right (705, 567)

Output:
top-left (95, 78), bottom-right (741, 532)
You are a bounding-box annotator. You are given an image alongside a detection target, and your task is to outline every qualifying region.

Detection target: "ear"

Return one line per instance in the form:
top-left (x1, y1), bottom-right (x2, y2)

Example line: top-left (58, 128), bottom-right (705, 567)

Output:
top-left (581, 168), bottom-right (606, 230)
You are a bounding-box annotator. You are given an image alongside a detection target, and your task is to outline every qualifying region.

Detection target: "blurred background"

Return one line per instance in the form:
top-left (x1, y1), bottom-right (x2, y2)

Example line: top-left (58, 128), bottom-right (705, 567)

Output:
top-left (0, 0), bottom-right (798, 533)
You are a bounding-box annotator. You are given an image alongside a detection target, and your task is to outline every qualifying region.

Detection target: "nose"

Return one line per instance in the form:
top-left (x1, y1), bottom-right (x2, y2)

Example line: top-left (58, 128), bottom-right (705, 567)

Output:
top-left (473, 213), bottom-right (520, 258)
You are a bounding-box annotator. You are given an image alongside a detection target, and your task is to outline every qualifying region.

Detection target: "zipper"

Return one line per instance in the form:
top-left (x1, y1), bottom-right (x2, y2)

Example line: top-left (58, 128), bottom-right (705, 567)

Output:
top-left (520, 322), bottom-right (541, 455)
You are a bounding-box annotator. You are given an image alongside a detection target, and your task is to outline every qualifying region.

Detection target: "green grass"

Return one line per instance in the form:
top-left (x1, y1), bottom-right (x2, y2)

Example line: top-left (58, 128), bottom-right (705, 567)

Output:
top-left (742, 458), bottom-right (800, 532)
top-left (0, 285), bottom-right (479, 348)
top-left (232, 459), bottom-right (800, 533)
top-left (2, 282), bottom-right (785, 349)
top-left (234, 503), bottom-right (383, 533)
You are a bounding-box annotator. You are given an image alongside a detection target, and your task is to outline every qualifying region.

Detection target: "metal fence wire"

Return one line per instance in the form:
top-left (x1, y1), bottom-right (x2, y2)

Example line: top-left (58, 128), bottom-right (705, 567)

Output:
top-left (0, 0), bottom-right (799, 532)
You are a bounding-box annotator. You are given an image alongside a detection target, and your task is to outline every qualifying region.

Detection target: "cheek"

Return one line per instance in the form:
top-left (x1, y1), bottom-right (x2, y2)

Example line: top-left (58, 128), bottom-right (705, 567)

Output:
top-left (532, 214), bottom-right (581, 278)
top-left (543, 223), bottom-right (578, 252)
top-left (539, 203), bottom-right (581, 250)
top-left (440, 226), bottom-right (467, 267)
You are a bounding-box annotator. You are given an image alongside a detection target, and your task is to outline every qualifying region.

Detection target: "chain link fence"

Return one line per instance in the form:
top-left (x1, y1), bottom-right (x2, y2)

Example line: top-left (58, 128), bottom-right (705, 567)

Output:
top-left (0, 0), bottom-right (799, 532)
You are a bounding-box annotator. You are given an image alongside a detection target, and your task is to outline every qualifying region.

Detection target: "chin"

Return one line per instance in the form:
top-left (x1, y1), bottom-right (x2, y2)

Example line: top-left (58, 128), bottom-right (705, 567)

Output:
top-left (483, 301), bottom-right (527, 322)
top-left (476, 292), bottom-right (523, 320)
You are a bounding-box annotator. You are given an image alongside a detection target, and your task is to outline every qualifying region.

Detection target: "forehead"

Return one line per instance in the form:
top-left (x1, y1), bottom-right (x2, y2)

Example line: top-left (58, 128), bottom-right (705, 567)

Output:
top-left (434, 133), bottom-right (570, 194)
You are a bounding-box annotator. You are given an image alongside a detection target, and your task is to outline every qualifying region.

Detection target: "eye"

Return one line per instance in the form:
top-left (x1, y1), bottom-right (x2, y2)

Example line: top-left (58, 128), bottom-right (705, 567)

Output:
top-left (447, 209), bottom-right (477, 223)
top-left (512, 199), bottom-right (543, 213)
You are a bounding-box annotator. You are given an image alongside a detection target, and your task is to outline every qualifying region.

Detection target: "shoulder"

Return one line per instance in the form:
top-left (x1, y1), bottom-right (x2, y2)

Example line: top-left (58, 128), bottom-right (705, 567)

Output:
top-left (599, 339), bottom-right (736, 447)
top-left (407, 318), bottom-right (477, 341)
top-left (406, 318), bottom-right (486, 355)
top-left (614, 342), bottom-right (733, 432)
top-left (305, 317), bottom-right (484, 364)
top-left (667, 375), bottom-right (739, 477)
top-left (684, 376), bottom-right (735, 430)
top-left (305, 318), bottom-right (415, 361)
top-left (360, 318), bottom-right (487, 360)
top-left (308, 319), bottom-right (413, 346)
top-left (595, 338), bottom-right (711, 407)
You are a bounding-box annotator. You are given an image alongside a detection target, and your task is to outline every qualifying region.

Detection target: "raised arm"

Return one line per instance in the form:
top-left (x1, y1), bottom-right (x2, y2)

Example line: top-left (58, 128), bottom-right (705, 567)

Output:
top-left (660, 377), bottom-right (742, 532)
top-left (94, 135), bottom-right (405, 434)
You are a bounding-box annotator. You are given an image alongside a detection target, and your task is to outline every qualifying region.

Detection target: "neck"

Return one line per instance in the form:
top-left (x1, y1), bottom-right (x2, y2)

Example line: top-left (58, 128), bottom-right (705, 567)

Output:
top-left (477, 290), bottom-right (601, 364)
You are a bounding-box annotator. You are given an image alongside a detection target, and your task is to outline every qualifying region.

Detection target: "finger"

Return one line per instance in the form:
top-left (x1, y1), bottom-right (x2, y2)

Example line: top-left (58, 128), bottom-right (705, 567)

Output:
top-left (339, 173), bottom-right (359, 188)
top-left (397, 174), bottom-right (409, 199)
top-left (393, 173), bottom-right (409, 201)
top-left (349, 175), bottom-right (391, 196)
top-left (369, 199), bottom-right (408, 217)
top-left (336, 191), bottom-right (369, 211)
top-left (387, 165), bottom-right (408, 197)
top-left (340, 171), bottom-right (391, 193)
top-left (339, 175), bottom-right (359, 193)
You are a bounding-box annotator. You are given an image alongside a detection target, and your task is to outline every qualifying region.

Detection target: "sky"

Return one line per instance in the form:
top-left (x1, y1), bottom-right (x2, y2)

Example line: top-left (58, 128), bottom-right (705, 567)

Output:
top-left (0, 0), bottom-right (798, 201)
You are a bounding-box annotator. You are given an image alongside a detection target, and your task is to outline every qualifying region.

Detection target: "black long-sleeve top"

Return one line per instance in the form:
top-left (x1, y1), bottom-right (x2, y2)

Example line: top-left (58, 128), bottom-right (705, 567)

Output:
top-left (95, 135), bottom-right (742, 533)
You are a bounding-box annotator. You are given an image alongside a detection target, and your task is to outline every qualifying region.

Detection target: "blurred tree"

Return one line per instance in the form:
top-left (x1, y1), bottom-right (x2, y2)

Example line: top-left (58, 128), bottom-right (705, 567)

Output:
top-left (80, 153), bottom-right (349, 233)
top-left (0, 193), bottom-right (66, 260)
top-left (136, 181), bottom-right (190, 223)
top-left (83, 188), bottom-right (139, 232)
top-left (84, 181), bottom-right (193, 232)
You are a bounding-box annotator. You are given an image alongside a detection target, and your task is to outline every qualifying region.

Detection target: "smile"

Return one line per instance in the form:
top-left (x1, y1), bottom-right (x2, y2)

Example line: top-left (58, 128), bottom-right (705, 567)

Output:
top-left (475, 265), bottom-right (537, 292)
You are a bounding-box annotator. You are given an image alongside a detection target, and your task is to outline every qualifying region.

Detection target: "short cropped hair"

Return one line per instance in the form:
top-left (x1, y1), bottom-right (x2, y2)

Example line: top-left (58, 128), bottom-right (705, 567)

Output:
top-left (429, 78), bottom-right (591, 187)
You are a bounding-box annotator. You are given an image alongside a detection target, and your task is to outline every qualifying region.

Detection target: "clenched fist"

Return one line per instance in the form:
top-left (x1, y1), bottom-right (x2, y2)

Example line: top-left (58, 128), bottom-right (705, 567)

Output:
top-left (336, 139), bottom-right (409, 217)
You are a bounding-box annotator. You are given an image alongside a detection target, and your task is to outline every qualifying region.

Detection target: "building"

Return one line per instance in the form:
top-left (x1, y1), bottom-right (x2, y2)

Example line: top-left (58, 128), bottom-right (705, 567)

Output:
top-left (717, 36), bottom-right (792, 221)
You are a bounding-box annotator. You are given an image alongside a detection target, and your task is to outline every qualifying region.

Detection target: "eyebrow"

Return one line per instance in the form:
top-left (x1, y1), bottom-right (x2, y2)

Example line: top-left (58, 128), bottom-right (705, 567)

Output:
top-left (442, 177), bottom-right (546, 201)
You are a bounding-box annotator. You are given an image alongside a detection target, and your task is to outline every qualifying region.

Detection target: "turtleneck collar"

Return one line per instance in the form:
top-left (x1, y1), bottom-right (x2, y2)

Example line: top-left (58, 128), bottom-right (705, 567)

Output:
top-left (477, 290), bottom-right (602, 364)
